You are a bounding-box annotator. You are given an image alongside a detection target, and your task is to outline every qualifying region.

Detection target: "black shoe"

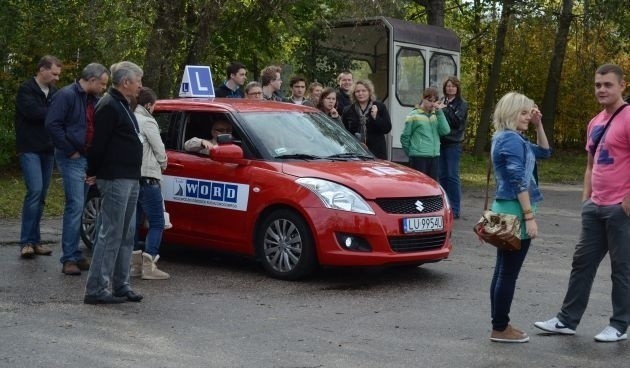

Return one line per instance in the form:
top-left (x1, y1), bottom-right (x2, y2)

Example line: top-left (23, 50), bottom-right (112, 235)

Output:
top-left (83, 294), bottom-right (126, 305)
top-left (113, 290), bottom-right (143, 302)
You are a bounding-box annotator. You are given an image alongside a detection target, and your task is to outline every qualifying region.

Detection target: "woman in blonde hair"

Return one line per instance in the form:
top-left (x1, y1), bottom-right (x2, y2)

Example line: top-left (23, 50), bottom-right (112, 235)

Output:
top-left (488, 92), bottom-right (550, 343)
top-left (341, 79), bottom-right (392, 159)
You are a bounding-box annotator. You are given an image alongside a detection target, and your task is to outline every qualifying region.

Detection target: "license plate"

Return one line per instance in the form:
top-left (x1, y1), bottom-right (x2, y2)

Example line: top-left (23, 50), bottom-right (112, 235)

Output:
top-left (402, 216), bottom-right (443, 233)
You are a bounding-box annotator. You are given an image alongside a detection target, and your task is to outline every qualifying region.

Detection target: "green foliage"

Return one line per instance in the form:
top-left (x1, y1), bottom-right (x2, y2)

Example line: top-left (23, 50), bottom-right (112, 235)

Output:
top-left (0, 0), bottom-right (628, 171)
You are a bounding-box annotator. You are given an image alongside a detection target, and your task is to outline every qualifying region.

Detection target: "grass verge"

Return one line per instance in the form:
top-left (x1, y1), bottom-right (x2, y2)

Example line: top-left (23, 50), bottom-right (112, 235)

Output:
top-left (0, 150), bottom-right (585, 219)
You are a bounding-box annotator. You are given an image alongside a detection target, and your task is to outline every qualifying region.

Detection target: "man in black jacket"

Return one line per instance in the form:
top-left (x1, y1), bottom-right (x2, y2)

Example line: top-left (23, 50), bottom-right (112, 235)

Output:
top-left (15, 55), bottom-right (62, 259)
top-left (84, 61), bottom-right (144, 304)
top-left (45, 63), bottom-right (109, 275)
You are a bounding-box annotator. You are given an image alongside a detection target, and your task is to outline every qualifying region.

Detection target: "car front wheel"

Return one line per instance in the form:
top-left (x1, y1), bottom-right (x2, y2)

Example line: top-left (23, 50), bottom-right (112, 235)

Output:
top-left (80, 187), bottom-right (101, 250)
top-left (257, 209), bottom-right (316, 280)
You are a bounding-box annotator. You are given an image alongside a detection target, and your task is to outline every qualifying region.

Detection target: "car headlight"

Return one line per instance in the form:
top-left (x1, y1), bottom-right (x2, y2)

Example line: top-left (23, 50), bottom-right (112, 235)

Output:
top-left (296, 178), bottom-right (375, 215)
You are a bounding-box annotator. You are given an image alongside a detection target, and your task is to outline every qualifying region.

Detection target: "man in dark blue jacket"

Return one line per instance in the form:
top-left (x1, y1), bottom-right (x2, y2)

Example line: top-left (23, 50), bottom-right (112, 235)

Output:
top-left (45, 63), bottom-right (109, 275)
top-left (84, 61), bottom-right (144, 304)
top-left (15, 55), bottom-right (62, 259)
top-left (215, 61), bottom-right (247, 98)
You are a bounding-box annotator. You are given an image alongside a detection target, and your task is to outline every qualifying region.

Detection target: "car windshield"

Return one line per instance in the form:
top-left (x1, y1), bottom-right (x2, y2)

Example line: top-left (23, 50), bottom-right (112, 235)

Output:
top-left (239, 111), bottom-right (374, 160)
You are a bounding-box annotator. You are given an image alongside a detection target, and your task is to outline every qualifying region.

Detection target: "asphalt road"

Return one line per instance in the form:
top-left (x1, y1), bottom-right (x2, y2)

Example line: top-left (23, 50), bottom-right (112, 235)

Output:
top-left (1, 184), bottom-right (628, 367)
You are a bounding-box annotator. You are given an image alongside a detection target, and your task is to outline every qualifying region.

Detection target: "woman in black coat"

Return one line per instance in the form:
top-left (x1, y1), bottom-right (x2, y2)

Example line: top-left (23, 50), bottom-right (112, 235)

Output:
top-left (341, 79), bottom-right (392, 159)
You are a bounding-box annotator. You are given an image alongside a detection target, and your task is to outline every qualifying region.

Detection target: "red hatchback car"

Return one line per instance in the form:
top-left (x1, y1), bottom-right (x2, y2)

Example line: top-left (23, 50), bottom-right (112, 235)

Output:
top-left (82, 99), bottom-right (453, 280)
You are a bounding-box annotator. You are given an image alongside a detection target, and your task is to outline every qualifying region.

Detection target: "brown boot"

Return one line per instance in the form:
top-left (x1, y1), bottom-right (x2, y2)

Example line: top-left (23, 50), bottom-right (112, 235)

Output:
top-left (77, 258), bottom-right (91, 271)
top-left (20, 244), bottom-right (35, 259)
top-left (490, 325), bottom-right (529, 343)
top-left (33, 244), bottom-right (53, 255)
top-left (62, 261), bottom-right (81, 276)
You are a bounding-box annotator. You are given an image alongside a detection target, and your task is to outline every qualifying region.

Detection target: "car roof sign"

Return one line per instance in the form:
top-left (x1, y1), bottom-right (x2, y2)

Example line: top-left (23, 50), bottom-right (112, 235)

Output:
top-left (179, 65), bottom-right (215, 98)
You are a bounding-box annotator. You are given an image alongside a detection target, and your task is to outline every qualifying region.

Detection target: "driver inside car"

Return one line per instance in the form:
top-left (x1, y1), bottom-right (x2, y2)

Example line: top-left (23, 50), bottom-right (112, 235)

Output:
top-left (184, 119), bottom-right (233, 155)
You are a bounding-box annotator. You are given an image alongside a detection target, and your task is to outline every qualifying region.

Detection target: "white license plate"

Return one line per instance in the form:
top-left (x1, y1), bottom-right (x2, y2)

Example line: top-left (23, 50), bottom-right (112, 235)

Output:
top-left (402, 216), bottom-right (443, 233)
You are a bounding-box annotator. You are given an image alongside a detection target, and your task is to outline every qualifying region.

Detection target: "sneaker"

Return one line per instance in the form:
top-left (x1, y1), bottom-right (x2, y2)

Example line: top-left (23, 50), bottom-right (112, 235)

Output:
top-left (20, 244), bottom-right (35, 259)
top-left (33, 244), bottom-right (52, 256)
top-left (594, 326), bottom-right (628, 342)
top-left (490, 325), bottom-right (529, 343)
top-left (77, 259), bottom-right (90, 271)
top-left (534, 317), bottom-right (576, 335)
top-left (62, 261), bottom-right (81, 275)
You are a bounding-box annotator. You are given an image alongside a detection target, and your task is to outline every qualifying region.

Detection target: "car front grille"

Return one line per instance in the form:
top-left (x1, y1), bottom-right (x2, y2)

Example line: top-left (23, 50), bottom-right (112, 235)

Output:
top-left (375, 196), bottom-right (444, 214)
top-left (389, 233), bottom-right (447, 253)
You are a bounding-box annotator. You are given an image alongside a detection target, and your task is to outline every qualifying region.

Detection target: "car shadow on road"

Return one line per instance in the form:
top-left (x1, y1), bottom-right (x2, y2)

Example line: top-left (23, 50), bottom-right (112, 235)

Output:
top-left (160, 242), bottom-right (450, 292)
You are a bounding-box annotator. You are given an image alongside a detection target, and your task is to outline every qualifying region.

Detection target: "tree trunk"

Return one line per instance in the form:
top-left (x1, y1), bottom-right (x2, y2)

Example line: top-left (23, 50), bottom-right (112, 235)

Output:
top-left (184, 0), bottom-right (219, 66)
top-left (142, 1), bottom-right (187, 98)
top-left (412, 0), bottom-right (445, 27)
top-left (540, 0), bottom-right (573, 146)
top-left (472, 0), bottom-right (513, 155)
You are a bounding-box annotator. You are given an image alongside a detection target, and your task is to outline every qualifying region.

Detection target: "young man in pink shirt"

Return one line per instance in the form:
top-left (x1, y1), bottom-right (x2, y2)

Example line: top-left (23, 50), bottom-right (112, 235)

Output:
top-left (535, 64), bottom-right (630, 342)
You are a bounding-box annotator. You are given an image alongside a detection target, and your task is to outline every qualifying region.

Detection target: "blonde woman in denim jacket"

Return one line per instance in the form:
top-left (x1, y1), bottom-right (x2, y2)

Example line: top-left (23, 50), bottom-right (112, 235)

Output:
top-left (489, 92), bottom-right (551, 343)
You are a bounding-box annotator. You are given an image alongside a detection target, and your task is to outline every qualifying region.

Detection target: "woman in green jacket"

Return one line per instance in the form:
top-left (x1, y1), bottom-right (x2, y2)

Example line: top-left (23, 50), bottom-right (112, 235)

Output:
top-left (400, 87), bottom-right (451, 180)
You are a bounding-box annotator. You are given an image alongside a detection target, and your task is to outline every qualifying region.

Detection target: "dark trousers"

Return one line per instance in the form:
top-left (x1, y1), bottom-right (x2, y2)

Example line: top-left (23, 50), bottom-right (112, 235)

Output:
top-left (490, 238), bottom-right (532, 331)
top-left (557, 200), bottom-right (630, 333)
top-left (409, 156), bottom-right (439, 181)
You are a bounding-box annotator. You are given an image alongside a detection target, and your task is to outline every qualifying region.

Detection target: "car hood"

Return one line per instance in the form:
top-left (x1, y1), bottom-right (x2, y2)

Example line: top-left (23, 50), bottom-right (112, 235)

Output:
top-left (281, 160), bottom-right (442, 199)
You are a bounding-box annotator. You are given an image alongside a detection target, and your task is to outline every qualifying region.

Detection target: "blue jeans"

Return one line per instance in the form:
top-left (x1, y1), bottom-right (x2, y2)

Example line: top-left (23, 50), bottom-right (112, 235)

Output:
top-left (439, 144), bottom-right (462, 217)
top-left (135, 180), bottom-right (165, 256)
top-left (85, 179), bottom-right (139, 298)
top-left (55, 150), bottom-right (88, 263)
top-left (557, 200), bottom-right (630, 333)
top-left (490, 238), bottom-right (531, 331)
top-left (19, 152), bottom-right (54, 247)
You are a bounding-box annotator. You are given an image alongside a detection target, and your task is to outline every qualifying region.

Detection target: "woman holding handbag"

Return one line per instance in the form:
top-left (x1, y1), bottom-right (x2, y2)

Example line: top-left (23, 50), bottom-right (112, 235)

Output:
top-left (489, 92), bottom-right (550, 343)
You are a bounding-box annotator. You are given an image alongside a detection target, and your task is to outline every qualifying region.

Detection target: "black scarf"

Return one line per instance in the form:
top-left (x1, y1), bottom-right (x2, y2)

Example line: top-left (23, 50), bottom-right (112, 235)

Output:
top-left (353, 101), bottom-right (373, 144)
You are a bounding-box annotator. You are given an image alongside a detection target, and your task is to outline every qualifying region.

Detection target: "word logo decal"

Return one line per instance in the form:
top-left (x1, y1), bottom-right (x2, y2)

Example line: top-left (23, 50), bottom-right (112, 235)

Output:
top-left (163, 175), bottom-right (249, 211)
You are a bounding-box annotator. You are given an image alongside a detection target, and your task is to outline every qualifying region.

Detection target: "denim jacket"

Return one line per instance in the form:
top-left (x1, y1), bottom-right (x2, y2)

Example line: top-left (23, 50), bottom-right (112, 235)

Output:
top-left (491, 130), bottom-right (551, 204)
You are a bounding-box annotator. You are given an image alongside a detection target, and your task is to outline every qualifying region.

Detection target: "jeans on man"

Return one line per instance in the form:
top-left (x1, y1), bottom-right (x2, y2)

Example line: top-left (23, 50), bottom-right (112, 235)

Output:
top-left (439, 144), bottom-right (462, 217)
top-left (19, 152), bottom-right (54, 247)
top-left (85, 179), bottom-right (139, 298)
top-left (557, 200), bottom-right (630, 333)
top-left (490, 238), bottom-right (532, 331)
top-left (55, 149), bottom-right (88, 263)
top-left (135, 180), bottom-right (165, 257)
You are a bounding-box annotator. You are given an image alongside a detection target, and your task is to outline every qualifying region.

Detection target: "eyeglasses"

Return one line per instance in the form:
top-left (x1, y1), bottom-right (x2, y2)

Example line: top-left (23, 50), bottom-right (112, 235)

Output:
top-left (247, 92), bottom-right (263, 96)
top-left (213, 128), bottom-right (232, 134)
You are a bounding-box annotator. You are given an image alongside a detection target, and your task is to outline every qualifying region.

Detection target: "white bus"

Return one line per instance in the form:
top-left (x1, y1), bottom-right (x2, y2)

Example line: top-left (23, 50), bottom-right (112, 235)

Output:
top-left (320, 16), bottom-right (461, 162)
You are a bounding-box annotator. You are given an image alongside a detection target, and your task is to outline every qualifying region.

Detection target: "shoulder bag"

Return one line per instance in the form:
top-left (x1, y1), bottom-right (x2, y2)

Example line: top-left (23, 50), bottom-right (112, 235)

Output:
top-left (473, 156), bottom-right (521, 251)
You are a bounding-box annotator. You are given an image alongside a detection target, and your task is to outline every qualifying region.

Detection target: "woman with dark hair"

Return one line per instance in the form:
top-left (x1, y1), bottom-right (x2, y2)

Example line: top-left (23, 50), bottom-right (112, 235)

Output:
top-left (316, 87), bottom-right (342, 126)
top-left (132, 87), bottom-right (169, 280)
top-left (341, 79), bottom-right (392, 159)
top-left (440, 76), bottom-right (469, 219)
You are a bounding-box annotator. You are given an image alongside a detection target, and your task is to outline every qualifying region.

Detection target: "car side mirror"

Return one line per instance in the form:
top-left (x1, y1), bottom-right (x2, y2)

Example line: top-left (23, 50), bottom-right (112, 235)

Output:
top-left (209, 143), bottom-right (248, 165)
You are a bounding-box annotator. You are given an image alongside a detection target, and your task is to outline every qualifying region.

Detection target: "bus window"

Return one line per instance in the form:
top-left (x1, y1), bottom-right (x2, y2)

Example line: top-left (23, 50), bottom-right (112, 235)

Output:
top-left (396, 48), bottom-right (425, 107)
top-left (429, 53), bottom-right (457, 94)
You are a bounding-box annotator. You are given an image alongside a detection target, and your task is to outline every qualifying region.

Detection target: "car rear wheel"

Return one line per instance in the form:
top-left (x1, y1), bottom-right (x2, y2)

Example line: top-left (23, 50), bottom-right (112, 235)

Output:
top-left (257, 209), bottom-right (316, 280)
top-left (80, 187), bottom-right (101, 250)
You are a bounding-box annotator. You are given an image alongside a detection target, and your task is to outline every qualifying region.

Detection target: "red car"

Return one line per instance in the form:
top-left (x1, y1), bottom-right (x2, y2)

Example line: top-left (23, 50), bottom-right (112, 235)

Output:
top-left (82, 99), bottom-right (453, 280)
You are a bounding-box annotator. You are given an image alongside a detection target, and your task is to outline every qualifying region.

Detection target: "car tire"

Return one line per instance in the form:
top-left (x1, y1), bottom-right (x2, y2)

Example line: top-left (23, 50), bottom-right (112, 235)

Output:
top-left (80, 186), bottom-right (102, 250)
top-left (256, 209), bottom-right (317, 280)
